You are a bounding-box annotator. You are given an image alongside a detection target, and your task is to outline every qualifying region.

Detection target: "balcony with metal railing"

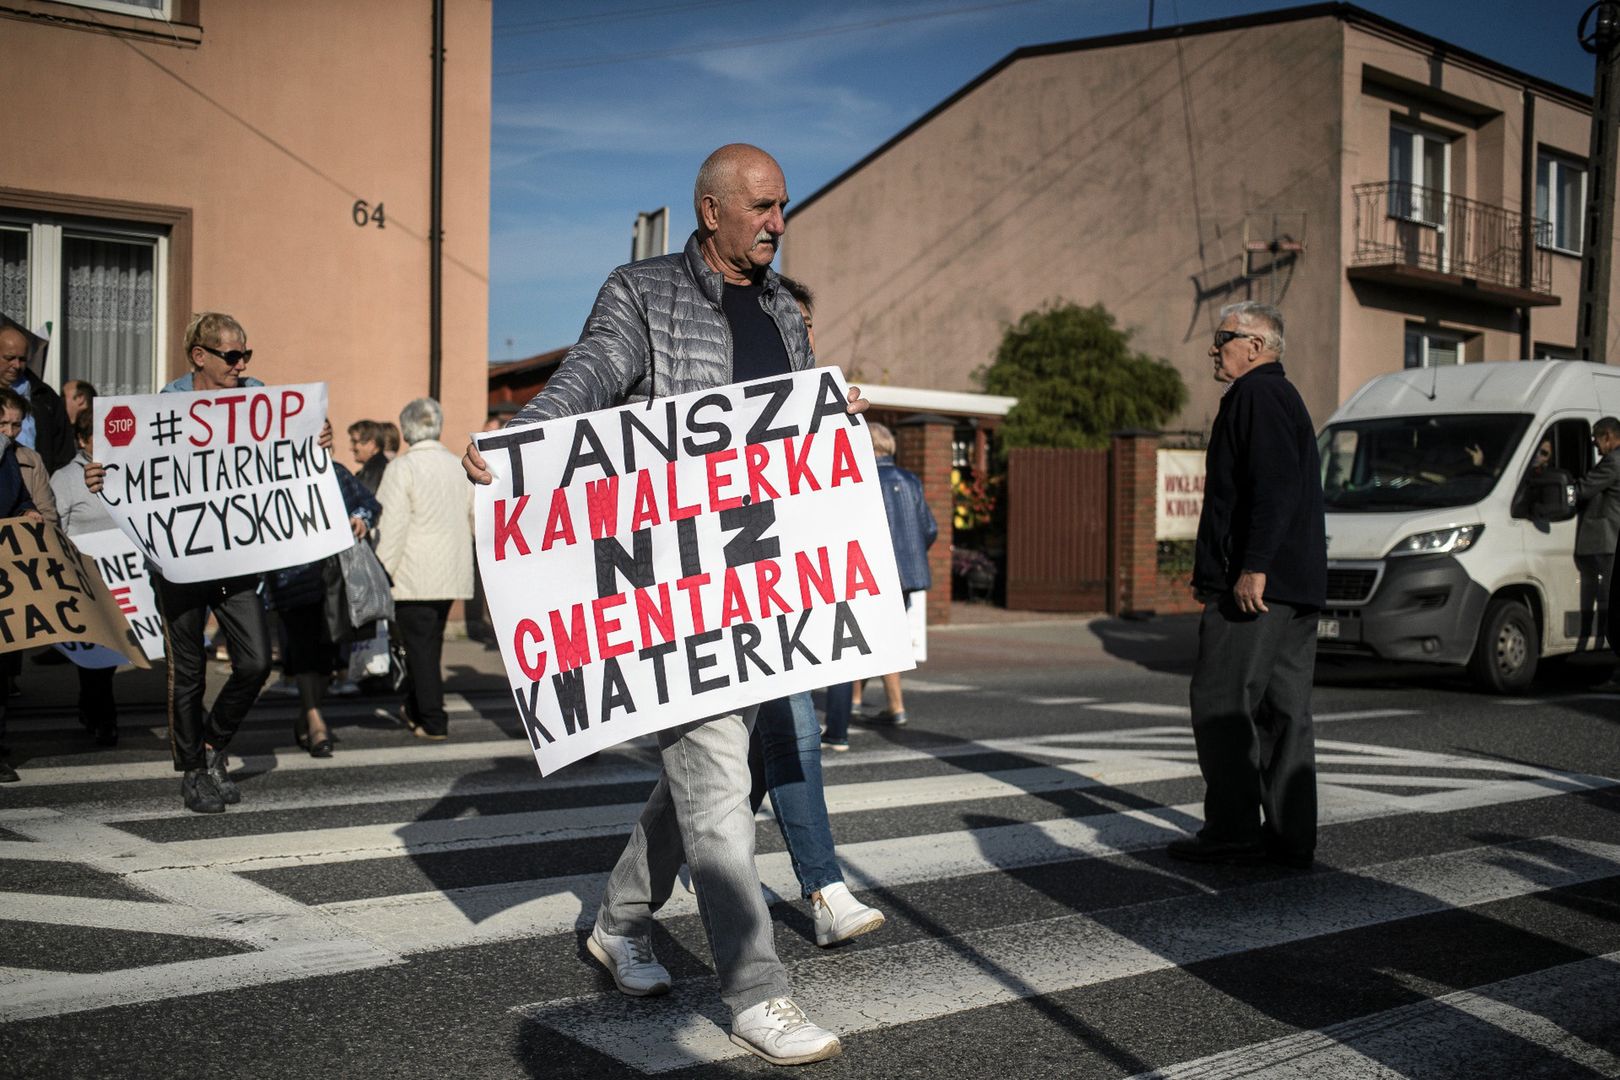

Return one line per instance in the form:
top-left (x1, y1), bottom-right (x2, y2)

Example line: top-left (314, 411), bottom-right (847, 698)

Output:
top-left (1349, 182), bottom-right (1559, 308)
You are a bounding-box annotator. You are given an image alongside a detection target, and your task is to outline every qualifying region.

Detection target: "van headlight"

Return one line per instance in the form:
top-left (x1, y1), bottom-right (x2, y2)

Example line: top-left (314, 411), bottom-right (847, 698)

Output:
top-left (1387, 524), bottom-right (1484, 557)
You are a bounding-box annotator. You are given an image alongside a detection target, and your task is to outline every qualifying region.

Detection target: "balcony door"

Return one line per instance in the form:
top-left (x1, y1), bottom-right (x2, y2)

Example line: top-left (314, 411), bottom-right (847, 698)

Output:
top-left (1390, 123), bottom-right (1452, 272)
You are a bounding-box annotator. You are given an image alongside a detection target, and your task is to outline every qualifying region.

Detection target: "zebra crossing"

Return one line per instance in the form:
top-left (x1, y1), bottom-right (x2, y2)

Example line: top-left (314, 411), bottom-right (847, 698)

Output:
top-left (3, 691), bottom-right (1619, 1078)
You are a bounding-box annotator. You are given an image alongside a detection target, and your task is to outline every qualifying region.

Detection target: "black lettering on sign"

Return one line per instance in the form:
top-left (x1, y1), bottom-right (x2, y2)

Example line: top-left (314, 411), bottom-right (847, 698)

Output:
top-left (807, 369), bottom-right (856, 434)
top-left (675, 516), bottom-right (703, 578)
top-left (685, 628), bottom-right (728, 694)
top-left (719, 501), bottom-right (779, 568)
top-left (560, 421), bottom-right (616, 488)
top-left (683, 394), bottom-right (733, 456)
top-left (639, 640), bottom-right (678, 705)
top-left (744, 378), bottom-right (798, 444)
top-left (731, 622), bottom-right (773, 682)
top-left (620, 401), bottom-right (678, 472)
top-left (600, 657), bottom-right (635, 721)
top-left (776, 611), bottom-right (819, 670)
top-left (594, 529), bottom-right (655, 598)
top-left (513, 682), bottom-right (555, 748)
top-left (552, 666), bottom-right (591, 735)
top-left (830, 601), bottom-right (871, 661)
top-left (480, 426), bottom-right (547, 499)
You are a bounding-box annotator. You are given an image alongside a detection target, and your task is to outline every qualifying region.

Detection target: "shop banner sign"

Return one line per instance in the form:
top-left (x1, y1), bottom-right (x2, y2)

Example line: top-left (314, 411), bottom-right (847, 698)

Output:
top-left (475, 368), bottom-right (914, 776)
top-left (1156, 448), bottom-right (1205, 541)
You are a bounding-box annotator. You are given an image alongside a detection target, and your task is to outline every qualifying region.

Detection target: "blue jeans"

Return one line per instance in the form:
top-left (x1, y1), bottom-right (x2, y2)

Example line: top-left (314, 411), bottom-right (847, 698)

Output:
top-left (597, 707), bottom-right (792, 1016)
top-left (820, 683), bottom-right (854, 743)
top-left (750, 692), bottom-right (842, 899)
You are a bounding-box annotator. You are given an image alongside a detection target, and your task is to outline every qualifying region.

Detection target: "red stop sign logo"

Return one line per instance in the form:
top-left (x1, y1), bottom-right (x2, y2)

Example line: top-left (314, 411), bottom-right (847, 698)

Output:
top-left (104, 405), bottom-right (137, 448)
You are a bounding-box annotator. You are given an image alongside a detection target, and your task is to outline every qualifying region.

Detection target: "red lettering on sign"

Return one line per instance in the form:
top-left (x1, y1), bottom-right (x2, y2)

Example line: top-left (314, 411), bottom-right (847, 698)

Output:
top-left (494, 496), bottom-right (531, 561)
top-left (784, 434), bottom-right (821, 495)
top-left (828, 428), bottom-right (862, 487)
top-left (548, 605), bottom-right (592, 672)
top-left (280, 390), bottom-right (305, 438)
top-left (593, 593), bottom-right (633, 660)
top-left (110, 586), bottom-right (136, 615)
top-left (795, 547), bottom-right (834, 608)
top-left (514, 618), bottom-right (547, 680)
top-left (541, 488), bottom-right (575, 550)
top-left (745, 442), bottom-right (780, 505)
top-left (845, 539), bottom-right (880, 598)
top-left (706, 448), bottom-right (743, 513)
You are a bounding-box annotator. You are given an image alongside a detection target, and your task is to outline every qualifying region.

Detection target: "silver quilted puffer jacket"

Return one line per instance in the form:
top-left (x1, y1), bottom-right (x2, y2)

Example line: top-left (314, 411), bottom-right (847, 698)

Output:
top-left (508, 231), bottom-right (814, 426)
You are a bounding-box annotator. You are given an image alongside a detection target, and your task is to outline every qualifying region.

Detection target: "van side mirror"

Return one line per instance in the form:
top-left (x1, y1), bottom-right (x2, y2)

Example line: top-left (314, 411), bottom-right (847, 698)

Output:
top-left (1513, 467), bottom-right (1576, 522)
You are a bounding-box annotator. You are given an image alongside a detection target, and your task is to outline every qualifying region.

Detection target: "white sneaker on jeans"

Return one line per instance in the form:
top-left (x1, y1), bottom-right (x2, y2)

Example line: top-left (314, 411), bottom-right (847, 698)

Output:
top-left (730, 996), bottom-right (841, 1065)
top-left (586, 924), bottom-right (670, 996)
top-left (812, 881), bottom-right (885, 947)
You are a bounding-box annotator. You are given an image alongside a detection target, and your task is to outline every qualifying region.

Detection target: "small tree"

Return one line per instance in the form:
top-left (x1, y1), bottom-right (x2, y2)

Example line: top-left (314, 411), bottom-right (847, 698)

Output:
top-left (977, 302), bottom-right (1187, 454)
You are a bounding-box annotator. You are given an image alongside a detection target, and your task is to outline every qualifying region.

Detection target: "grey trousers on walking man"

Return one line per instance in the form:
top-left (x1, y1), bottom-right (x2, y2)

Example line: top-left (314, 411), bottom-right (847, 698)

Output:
top-left (1188, 596), bottom-right (1319, 863)
top-left (595, 706), bottom-right (792, 1013)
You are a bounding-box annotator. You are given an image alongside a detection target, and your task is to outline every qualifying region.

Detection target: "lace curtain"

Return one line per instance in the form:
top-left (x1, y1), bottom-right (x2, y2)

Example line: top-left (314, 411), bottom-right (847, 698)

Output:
top-left (0, 229), bottom-right (26, 327)
top-left (61, 236), bottom-right (155, 396)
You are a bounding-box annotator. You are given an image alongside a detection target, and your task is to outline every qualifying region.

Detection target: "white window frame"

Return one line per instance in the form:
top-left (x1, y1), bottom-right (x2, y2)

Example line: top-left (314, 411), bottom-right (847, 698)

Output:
top-left (53, 0), bottom-right (171, 20)
top-left (1536, 151), bottom-right (1587, 256)
top-left (0, 214), bottom-right (167, 394)
top-left (1405, 324), bottom-right (1466, 369)
top-left (1389, 122), bottom-right (1452, 228)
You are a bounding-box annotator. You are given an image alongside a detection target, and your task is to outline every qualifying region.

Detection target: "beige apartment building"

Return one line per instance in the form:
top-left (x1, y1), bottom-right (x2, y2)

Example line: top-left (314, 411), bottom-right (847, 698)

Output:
top-left (782, 2), bottom-right (1619, 435)
top-left (0, 0), bottom-right (491, 444)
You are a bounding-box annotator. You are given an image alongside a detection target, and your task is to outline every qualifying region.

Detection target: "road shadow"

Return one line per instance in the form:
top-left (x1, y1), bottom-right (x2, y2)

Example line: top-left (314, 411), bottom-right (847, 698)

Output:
top-left (1088, 614), bottom-right (1201, 676)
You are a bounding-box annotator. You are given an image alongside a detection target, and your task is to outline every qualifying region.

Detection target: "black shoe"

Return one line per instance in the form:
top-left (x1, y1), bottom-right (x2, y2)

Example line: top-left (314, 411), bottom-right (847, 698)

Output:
top-left (0, 759), bottom-right (18, 783)
top-left (182, 768), bottom-right (226, 813)
top-left (94, 725), bottom-right (119, 747)
top-left (307, 735), bottom-right (333, 758)
top-left (1166, 836), bottom-right (1266, 864)
top-left (205, 747), bottom-right (241, 804)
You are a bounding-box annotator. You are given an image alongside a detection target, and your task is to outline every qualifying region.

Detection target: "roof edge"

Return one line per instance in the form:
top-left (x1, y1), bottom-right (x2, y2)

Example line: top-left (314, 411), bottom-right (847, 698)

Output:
top-left (788, 2), bottom-right (1590, 220)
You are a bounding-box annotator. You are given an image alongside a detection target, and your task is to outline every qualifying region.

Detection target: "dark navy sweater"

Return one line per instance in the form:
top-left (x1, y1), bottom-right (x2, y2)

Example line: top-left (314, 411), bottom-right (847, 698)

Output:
top-left (1192, 363), bottom-right (1326, 609)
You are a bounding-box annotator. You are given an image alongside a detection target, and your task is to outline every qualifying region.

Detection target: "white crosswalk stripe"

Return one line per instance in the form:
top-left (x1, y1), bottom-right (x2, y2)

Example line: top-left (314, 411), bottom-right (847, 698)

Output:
top-left (2, 697), bottom-right (1617, 1080)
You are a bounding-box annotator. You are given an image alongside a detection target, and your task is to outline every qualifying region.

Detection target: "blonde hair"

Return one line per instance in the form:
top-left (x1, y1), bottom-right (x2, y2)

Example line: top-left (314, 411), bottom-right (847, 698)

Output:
top-left (870, 422), bottom-right (895, 456)
top-left (184, 312), bottom-right (245, 353)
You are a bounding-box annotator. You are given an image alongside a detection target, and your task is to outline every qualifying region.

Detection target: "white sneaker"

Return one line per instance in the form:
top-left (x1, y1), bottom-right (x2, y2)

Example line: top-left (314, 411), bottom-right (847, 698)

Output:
top-left (585, 924), bottom-right (670, 996)
top-left (730, 996), bottom-right (841, 1065)
top-left (812, 881), bottom-right (885, 947)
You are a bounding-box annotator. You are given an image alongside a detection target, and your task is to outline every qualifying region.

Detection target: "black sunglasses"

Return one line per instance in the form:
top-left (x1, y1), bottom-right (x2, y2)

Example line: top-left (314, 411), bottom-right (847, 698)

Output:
top-left (1212, 330), bottom-right (1260, 348)
top-left (197, 344), bottom-right (253, 365)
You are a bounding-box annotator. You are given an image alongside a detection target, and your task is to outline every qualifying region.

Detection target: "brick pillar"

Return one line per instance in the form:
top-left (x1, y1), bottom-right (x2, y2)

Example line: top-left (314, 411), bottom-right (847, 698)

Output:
top-left (1110, 430), bottom-right (1159, 618)
top-left (895, 416), bottom-right (954, 626)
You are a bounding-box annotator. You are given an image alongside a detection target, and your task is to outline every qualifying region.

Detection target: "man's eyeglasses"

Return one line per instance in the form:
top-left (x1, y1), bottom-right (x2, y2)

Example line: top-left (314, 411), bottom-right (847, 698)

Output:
top-left (1212, 330), bottom-right (1261, 348)
top-left (197, 344), bottom-right (253, 366)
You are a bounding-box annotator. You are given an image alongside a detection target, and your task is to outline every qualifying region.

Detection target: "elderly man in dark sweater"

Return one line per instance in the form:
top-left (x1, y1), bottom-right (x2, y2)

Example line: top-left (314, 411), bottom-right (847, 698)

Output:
top-left (1170, 301), bottom-right (1326, 870)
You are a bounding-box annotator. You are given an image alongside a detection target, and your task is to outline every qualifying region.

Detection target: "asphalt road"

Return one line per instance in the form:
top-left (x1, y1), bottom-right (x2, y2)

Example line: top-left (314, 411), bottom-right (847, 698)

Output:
top-left (2, 615), bottom-right (1618, 1079)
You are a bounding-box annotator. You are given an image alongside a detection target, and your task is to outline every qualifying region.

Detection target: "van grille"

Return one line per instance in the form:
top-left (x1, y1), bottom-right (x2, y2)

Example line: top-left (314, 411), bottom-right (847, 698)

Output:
top-left (1325, 564), bottom-right (1381, 604)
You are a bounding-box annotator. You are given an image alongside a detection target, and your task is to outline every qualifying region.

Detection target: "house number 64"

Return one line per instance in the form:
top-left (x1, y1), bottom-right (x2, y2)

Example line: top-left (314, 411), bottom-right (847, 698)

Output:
top-left (351, 200), bottom-right (386, 229)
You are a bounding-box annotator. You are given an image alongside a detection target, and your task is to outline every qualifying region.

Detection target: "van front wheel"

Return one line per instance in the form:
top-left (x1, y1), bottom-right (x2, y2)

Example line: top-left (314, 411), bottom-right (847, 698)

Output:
top-left (1467, 597), bottom-right (1538, 694)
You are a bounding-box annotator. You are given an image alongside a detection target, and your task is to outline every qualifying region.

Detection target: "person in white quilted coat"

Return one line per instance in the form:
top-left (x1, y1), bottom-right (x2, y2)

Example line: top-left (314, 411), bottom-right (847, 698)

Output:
top-left (373, 397), bottom-right (473, 740)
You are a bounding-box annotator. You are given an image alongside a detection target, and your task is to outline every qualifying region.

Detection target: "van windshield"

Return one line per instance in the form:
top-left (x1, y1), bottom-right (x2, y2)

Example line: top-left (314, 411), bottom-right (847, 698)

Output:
top-left (1318, 413), bottom-right (1531, 511)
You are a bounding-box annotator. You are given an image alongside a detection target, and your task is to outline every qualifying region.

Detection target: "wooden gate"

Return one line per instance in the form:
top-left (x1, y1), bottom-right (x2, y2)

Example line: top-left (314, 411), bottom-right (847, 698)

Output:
top-left (1004, 447), bottom-right (1111, 612)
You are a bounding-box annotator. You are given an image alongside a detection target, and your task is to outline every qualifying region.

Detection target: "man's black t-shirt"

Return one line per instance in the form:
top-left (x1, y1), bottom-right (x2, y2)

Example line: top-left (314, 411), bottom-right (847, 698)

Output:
top-left (722, 282), bottom-right (791, 384)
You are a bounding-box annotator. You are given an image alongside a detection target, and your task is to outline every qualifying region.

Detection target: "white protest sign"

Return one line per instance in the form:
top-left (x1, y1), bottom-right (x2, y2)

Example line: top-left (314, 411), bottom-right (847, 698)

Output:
top-left (54, 528), bottom-right (165, 668)
top-left (1156, 448), bottom-right (1205, 541)
top-left (94, 384), bottom-right (350, 583)
top-left (475, 368), bottom-right (915, 776)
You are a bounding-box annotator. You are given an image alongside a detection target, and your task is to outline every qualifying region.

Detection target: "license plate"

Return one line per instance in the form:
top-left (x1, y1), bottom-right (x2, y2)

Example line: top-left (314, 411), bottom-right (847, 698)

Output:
top-left (1317, 618), bottom-right (1340, 640)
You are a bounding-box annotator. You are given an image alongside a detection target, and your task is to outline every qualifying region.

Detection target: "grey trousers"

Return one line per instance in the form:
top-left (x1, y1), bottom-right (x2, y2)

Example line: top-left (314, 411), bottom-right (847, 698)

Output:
top-left (1188, 596), bottom-right (1319, 858)
top-left (596, 706), bottom-right (791, 1016)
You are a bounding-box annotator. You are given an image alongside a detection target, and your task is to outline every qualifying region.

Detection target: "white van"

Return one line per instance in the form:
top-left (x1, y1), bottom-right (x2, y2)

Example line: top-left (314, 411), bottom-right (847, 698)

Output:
top-left (1316, 360), bottom-right (1617, 693)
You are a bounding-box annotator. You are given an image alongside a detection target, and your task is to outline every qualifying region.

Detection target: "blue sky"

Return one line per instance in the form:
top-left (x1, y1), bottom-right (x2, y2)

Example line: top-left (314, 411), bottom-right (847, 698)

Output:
top-left (490, 0), bottom-right (1598, 361)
